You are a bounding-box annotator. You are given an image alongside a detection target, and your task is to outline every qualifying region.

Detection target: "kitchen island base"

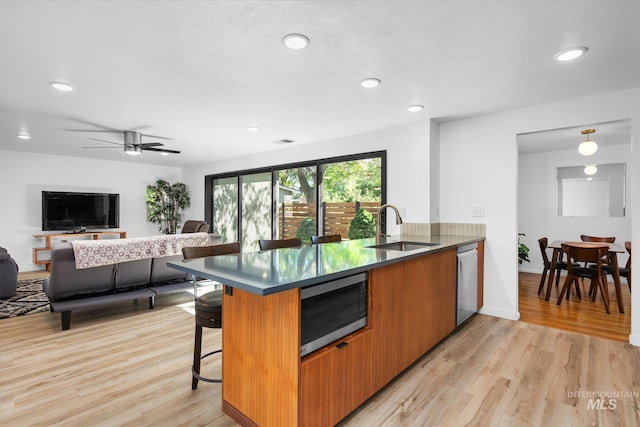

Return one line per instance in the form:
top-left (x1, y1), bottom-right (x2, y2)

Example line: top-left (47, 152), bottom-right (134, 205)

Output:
top-left (221, 247), bottom-right (463, 427)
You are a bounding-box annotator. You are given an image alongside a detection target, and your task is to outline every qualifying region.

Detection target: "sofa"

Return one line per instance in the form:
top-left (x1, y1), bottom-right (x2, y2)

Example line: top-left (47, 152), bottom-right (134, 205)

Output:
top-left (44, 233), bottom-right (222, 330)
top-left (0, 246), bottom-right (19, 299)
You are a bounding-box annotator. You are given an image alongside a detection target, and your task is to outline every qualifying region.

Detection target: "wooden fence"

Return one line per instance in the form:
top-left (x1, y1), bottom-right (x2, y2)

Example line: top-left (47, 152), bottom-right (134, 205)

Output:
top-left (278, 201), bottom-right (380, 239)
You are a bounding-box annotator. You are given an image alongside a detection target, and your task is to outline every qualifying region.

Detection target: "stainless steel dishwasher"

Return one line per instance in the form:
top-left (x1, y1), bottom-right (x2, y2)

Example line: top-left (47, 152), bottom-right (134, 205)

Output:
top-left (456, 242), bottom-right (478, 326)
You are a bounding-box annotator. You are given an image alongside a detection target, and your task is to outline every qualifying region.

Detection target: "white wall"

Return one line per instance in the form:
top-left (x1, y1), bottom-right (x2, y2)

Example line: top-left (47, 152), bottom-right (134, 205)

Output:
top-left (518, 144), bottom-right (632, 273)
top-left (181, 120), bottom-right (432, 234)
top-left (0, 150), bottom-right (181, 270)
top-left (439, 87), bottom-right (640, 346)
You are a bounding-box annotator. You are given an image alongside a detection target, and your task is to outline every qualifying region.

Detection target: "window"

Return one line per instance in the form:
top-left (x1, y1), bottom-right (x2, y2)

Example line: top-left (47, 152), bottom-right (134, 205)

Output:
top-left (205, 151), bottom-right (385, 250)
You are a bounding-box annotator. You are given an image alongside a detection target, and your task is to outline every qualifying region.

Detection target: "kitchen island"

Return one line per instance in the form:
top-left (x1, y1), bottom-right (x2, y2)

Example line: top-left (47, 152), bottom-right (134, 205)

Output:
top-left (169, 234), bottom-right (484, 427)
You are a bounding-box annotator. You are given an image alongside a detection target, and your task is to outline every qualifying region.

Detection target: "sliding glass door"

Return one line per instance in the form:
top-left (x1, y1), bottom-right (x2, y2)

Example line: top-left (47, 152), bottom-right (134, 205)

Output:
top-left (206, 151), bottom-right (385, 252)
top-left (240, 172), bottom-right (272, 252)
top-left (275, 166), bottom-right (317, 243)
top-left (212, 176), bottom-right (238, 243)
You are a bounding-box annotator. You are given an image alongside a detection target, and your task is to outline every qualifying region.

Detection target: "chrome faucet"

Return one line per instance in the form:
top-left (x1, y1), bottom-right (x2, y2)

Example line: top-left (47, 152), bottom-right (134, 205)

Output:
top-left (376, 203), bottom-right (403, 244)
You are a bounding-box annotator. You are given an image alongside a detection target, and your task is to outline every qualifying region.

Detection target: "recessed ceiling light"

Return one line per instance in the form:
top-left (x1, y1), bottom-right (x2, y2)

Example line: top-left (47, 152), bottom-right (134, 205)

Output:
top-left (554, 47), bottom-right (588, 62)
top-left (16, 133), bottom-right (31, 140)
top-left (49, 81), bottom-right (74, 92)
top-left (247, 126), bottom-right (261, 132)
top-left (407, 105), bottom-right (424, 112)
top-left (160, 152), bottom-right (169, 156)
top-left (282, 33), bottom-right (310, 50)
top-left (360, 78), bottom-right (381, 88)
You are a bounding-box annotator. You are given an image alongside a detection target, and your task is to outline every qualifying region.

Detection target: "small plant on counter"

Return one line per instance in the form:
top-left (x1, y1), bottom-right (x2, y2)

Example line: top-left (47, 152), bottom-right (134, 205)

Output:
top-left (518, 233), bottom-right (530, 264)
top-left (348, 208), bottom-right (376, 240)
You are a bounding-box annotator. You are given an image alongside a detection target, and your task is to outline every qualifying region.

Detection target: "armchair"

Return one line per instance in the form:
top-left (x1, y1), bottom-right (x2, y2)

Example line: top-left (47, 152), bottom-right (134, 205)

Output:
top-left (0, 246), bottom-right (19, 299)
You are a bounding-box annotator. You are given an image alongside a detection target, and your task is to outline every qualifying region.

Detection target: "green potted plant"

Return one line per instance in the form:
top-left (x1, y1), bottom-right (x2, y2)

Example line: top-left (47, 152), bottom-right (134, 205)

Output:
top-left (146, 179), bottom-right (191, 234)
top-left (518, 233), bottom-right (530, 264)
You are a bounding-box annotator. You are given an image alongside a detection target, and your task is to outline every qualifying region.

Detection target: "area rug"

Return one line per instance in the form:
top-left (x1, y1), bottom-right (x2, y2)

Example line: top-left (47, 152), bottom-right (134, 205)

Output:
top-left (0, 278), bottom-right (50, 319)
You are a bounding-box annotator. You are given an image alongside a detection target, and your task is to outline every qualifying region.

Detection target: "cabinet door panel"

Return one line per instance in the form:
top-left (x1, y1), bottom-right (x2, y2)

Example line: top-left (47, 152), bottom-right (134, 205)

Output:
top-left (370, 249), bottom-right (457, 390)
top-left (300, 330), bottom-right (373, 427)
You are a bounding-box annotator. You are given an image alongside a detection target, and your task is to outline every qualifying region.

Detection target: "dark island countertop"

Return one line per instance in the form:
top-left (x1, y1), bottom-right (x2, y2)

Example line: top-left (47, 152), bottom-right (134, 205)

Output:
top-left (168, 234), bottom-right (484, 296)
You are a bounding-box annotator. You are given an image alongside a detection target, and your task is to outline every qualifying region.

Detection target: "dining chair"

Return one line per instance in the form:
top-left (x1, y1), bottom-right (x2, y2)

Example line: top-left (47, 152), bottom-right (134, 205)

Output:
top-left (580, 235), bottom-right (616, 243)
top-left (259, 237), bottom-right (302, 250)
top-left (182, 242), bottom-right (241, 389)
top-left (558, 243), bottom-right (611, 314)
top-left (311, 234), bottom-right (341, 244)
top-left (602, 241), bottom-right (631, 293)
top-left (537, 237), bottom-right (579, 296)
top-left (580, 235), bottom-right (617, 288)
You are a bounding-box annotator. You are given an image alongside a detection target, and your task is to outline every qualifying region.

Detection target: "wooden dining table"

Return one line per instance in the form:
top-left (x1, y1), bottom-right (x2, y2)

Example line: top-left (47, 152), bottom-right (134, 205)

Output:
top-left (546, 240), bottom-right (626, 313)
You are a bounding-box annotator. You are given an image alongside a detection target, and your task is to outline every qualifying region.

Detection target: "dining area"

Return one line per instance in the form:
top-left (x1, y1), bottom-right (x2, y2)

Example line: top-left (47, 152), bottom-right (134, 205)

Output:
top-left (518, 125), bottom-right (633, 341)
top-left (519, 234), bottom-right (632, 341)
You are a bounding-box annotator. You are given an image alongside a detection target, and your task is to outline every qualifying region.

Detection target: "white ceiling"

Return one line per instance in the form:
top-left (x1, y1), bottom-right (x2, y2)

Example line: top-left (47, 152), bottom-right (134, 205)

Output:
top-left (1, 1), bottom-right (639, 166)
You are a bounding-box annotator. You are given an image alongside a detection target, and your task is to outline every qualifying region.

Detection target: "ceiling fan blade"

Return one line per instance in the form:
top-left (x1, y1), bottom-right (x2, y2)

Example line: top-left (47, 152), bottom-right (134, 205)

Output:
top-left (64, 118), bottom-right (120, 131)
top-left (144, 147), bottom-right (181, 154)
top-left (89, 138), bottom-right (124, 146)
top-left (81, 146), bottom-right (121, 149)
top-left (139, 142), bottom-right (164, 148)
top-left (141, 133), bottom-right (173, 140)
top-left (63, 129), bottom-right (123, 133)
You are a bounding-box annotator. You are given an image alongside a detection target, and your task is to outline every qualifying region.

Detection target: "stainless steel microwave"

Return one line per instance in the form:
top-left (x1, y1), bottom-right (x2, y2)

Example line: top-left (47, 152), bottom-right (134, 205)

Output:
top-left (300, 272), bottom-right (368, 357)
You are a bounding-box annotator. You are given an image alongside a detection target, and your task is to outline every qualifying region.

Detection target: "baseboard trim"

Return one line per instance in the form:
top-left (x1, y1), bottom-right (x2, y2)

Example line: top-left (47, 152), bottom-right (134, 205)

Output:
top-left (629, 333), bottom-right (640, 347)
top-left (478, 305), bottom-right (520, 321)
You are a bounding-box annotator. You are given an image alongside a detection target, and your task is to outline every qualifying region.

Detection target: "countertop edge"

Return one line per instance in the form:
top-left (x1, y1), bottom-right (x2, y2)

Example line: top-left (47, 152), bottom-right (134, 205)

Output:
top-left (168, 235), bottom-right (485, 296)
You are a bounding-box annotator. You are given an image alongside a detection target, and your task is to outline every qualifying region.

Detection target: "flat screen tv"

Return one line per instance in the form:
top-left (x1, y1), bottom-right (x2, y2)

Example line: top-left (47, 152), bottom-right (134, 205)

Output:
top-left (42, 191), bottom-right (120, 231)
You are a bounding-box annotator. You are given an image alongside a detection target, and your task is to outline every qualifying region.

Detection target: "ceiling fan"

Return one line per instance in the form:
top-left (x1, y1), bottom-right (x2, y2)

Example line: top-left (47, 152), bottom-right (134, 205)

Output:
top-left (81, 130), bottom-right (181, 155)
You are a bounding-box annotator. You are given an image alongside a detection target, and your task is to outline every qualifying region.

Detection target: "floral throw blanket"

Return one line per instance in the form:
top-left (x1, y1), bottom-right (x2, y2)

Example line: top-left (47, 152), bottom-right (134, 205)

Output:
top-left (70, 233), bottom-right (211, 269)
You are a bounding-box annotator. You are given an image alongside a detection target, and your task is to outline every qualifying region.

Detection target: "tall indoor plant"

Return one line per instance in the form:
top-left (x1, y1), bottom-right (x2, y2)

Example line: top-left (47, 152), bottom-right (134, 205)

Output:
top-left (146, 179), bottom-right (191, 234)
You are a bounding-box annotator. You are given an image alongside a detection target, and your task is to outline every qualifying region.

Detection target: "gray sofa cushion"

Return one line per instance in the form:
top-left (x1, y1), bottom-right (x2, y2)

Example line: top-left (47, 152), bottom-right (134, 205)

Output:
top-left (115, 259), bottom-right (152, 290)
top-left (150, 254), bottom-right (188, 283)
top-left (46, 243), bottom-right (115, 301)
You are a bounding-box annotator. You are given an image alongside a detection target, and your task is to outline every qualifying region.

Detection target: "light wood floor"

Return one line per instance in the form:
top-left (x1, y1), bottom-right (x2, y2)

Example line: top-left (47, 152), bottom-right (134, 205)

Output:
top-left (1, 273), bottom-right (639, 426)
top-left (519, 272), bottom-right (632, 342)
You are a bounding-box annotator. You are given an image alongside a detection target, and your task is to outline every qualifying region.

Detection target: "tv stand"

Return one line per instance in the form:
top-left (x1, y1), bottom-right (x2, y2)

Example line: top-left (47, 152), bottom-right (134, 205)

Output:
top-left (33, 231), bottom-right (127, 271)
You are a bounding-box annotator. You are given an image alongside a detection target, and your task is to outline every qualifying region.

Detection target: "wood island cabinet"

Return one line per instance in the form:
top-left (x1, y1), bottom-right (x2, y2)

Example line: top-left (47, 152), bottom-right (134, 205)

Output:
top-left (222, 247), bottom-right (460, 427)
top-left (369, 248), bottom-right (457, 391)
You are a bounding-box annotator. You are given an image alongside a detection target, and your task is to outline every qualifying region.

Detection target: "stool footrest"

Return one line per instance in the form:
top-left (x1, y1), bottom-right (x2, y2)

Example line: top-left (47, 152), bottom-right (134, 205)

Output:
top-left (192, 349), bottom-right (222, 383)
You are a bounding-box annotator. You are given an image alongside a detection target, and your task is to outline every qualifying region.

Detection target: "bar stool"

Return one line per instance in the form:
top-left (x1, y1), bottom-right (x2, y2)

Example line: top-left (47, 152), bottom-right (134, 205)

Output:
top-left (258, 238), bottom-right (302, 250)
top-left (311, 234), bottom-right (341, 244)
top-left (182, 242), bottom-right (241, 389)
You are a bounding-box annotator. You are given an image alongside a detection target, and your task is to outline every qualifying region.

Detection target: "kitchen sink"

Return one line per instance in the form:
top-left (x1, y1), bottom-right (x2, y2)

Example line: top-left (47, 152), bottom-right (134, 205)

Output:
top-left (366, 241), bottom-right (437, 251)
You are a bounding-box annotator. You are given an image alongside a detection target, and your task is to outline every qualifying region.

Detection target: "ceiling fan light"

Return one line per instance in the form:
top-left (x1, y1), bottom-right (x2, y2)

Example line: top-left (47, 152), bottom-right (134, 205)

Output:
top-left (160, 152), bottom-right (169, 156)
top-left (124, 145), bottom-right (142, 156)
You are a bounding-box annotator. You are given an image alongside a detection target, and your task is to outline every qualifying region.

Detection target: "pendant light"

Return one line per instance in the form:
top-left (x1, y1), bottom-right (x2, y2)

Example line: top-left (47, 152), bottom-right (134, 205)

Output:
top-left (578, 129), bottom-right (598, 156)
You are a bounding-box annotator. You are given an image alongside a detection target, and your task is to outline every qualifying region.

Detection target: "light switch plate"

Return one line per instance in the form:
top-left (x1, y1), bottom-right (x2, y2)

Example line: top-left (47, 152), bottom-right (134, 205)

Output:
top-left (472, 206), bottom-right (485, 217)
